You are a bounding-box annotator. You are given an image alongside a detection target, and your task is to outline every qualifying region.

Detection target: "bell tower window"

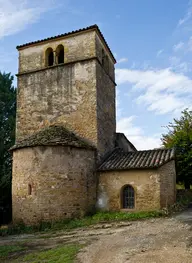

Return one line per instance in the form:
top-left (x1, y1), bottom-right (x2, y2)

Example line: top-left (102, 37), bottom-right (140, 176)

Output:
top-left (56, 45), bottom-right (64, 64)
top-left (45, 47), bottom-right (54, 67)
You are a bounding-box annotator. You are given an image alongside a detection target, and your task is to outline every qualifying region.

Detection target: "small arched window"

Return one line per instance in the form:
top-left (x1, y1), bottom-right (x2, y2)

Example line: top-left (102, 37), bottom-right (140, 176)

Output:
top-left (45, 47), bottom-right (54, 67)
top-left (56, 45), bottom-right (64, 64)
top-left (28, 184), bottom-right (32, 195)
top-left (122, 185), bottom-right (135, 209)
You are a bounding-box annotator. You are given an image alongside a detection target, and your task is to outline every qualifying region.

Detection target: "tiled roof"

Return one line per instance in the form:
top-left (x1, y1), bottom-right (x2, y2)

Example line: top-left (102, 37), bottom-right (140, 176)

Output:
top-left (98, 148), bottom-right (175, 171)
top-left (10, 125), bottom-right (95, 151)
top-left (16, 24), bottom-right (116, 63)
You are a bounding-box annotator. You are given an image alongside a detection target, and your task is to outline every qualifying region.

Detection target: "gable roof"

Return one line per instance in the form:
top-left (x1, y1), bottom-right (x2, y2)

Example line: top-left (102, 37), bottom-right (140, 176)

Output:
top-left (16, 24), bottom-right (116, 63)
top-left (98, 147), bottom-right (175, 171)
top-left (10, 125), bottom-right (95, 151)
top-left (115, 132), bottom-right (137, 152)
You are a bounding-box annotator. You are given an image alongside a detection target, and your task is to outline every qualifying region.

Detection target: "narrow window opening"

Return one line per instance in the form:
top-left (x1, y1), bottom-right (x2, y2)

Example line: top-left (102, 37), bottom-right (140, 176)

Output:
top-left (56, 45), bottom-right (64, 64)
top-left (28, 184), bottom-right (32, 195)
top-left (48, 52), bottom-right (54, 66)
top-left (45, 47), bottom-right (54, 67)
top-left (122, 185), bottom-right (135, 209)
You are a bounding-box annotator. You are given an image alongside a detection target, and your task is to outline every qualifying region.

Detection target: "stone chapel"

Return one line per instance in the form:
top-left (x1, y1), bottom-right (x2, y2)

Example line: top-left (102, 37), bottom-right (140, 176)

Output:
top-left (11, 25), bottom-right (176, 225)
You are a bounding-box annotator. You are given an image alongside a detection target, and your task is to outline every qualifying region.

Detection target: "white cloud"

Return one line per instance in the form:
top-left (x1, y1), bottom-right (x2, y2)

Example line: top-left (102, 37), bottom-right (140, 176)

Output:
top-left (116, 67), bottom-right (192, 115)
top-left (169, 56), bottom-right (181, 66)
top-left (116, 89), bottom-right (122, 118)
top-left (116, 116), bottom-right (161, 150)
top-left (156, 49), bottom-right (164, 57)
top-left (0, 0), bottom-right (56, 39)
top-left (173, 42), bottom-right (184, 52)
top-left (169, 56), bottom-right (191, 73)
top-left (178, 0), bottom-right (192, 26)
top-left (117, 57), bottom-right (128, 64)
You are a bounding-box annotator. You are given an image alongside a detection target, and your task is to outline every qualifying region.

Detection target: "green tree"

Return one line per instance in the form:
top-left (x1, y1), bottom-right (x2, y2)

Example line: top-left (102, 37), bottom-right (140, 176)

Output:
top-left (162, 109), bottom-right (192, 189)
top-left (0, 72), bottom-right (16, 221)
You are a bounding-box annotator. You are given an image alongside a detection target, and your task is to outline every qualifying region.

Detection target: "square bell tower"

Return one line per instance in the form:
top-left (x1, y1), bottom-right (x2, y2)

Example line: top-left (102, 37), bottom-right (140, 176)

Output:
top-left (16, 25), bottom-right (116, 156)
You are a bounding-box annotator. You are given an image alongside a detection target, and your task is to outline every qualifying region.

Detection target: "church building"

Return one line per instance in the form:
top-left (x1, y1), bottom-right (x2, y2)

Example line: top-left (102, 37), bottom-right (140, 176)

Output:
top-left (11, 25), bottom-right (176, 225)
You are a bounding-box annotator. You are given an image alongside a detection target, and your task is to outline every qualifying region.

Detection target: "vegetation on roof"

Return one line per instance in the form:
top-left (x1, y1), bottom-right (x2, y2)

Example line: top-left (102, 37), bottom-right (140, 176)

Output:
top-left (11, 125), bottom-right (95, 151)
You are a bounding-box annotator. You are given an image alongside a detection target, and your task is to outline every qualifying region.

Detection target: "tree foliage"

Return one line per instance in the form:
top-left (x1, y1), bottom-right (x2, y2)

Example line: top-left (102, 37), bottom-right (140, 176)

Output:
top-left (0, 72), bottom-right (16, 220)
top-left (162, 109), bottom-right (192, 189)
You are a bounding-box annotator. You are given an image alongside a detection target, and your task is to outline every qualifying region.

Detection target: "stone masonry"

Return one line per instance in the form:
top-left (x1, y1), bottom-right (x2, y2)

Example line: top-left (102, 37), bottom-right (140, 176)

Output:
top-left (12, 146), bottom-right (96, 225)
top-left (98, 162), bottom-right (176, 212)
top-left (98, 169), bottom-right (161, 211)
top-left (12, 25), bottom-right (176, 225)
top-left (16, 28), bottom-right (116, 157)
top-left (159, 160), bottom-right (176, 207)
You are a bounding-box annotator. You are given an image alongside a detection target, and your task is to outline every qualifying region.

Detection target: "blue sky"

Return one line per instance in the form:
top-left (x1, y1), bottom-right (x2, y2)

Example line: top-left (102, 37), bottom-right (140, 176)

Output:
top-left (1, 0), bottom-right (192, 150)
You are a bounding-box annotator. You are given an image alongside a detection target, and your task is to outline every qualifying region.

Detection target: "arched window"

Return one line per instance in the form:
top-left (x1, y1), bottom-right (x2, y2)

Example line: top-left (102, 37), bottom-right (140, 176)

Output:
top-left (45, 47), bottom-right (54, 67)
top-left (28, 184), bottom-right (32, 195)
top-left (122, 185), bottom-right (135, 209)
top-left (56, 45), bottom-right (64, 64)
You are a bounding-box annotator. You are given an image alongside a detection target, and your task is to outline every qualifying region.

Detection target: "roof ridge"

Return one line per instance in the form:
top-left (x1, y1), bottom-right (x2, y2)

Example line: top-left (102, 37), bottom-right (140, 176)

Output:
top-left (16, 24), bottom-right (116, 63)
top-left (134, 148), bottom-right (172, 152)
top-left (10, 125), bottom-right (95, 151)
top-left (98, 147), bottom-right (175, 171)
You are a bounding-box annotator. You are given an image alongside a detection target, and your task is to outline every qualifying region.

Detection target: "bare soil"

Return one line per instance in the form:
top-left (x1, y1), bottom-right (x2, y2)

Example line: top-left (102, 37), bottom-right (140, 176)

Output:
top-left (1, 209), bottom-right (192, 263)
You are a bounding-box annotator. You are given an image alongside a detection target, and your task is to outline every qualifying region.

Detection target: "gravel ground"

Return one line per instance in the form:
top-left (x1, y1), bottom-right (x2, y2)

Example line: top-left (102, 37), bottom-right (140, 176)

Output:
top-left (77, 209), bottom-right (192, 263)
top-left (1, 208), bottom-right (192, 263)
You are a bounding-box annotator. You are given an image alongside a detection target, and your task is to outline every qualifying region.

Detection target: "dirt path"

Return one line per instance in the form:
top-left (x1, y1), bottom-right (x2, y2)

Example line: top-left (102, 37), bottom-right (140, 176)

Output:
top-left (77, 209), bottom-right (192, 263)
top-left (1, 209), bottom-right (192, 263)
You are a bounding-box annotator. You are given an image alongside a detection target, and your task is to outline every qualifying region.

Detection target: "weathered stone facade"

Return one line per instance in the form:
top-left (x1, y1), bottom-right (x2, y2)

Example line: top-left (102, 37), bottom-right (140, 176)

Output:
top-left (18, 31), bottom-right (96, 73)
top-left (97, 163), bottom-right (176, 212)
top-left (12, 146), bottom-right (96, 225)
top-left (159, 161), bottom-right (176, 207)
top-left (12, 26), bottom-right (116, 225)
top-left (16, 28), bottom-right (116, 157)
top-left (12, 25), bottom-right (176, 225)
top-left (17, 61), bottom-right (98, 146)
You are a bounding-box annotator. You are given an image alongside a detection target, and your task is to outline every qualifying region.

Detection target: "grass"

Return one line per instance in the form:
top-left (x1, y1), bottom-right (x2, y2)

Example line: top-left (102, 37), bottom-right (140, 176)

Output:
top-left (0, 244), bottom-right (82, 263)
top-left (176, 184), bottom-right (192, 189)
top-left (0, 210), bottom-right (163, 236)
top-left (0, 245), bottom-right (25, 259)
top-left (16, 244), bottom-right (82, 263)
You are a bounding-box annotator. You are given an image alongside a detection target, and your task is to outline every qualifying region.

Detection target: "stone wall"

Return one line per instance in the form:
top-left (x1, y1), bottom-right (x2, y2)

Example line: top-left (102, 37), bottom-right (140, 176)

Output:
top-left (95, 33), bottom-right (115, 80)
top-left (95, 30), bottom-right (116, 157)
top-left (96, 60), bottom-right (116, 157)
top-left (16, 60), bottom-right (97, 146)
top-left (12, 146), bottom-right (96, 225)
top-left (159, 160), bottom-right (176, 207)
top-left (16, 29), bottom-right (116, 156)
top-left (18, 31), bottom-right (96, 73)
top-left (115, 133), bottom-right (137, 152)
top-left (97, 169), bottom-right (161, 212)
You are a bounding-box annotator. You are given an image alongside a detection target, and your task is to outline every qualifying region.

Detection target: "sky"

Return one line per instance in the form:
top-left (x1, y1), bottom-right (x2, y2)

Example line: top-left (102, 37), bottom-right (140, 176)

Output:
top-left (0, 0), bottom-right (192, 150)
